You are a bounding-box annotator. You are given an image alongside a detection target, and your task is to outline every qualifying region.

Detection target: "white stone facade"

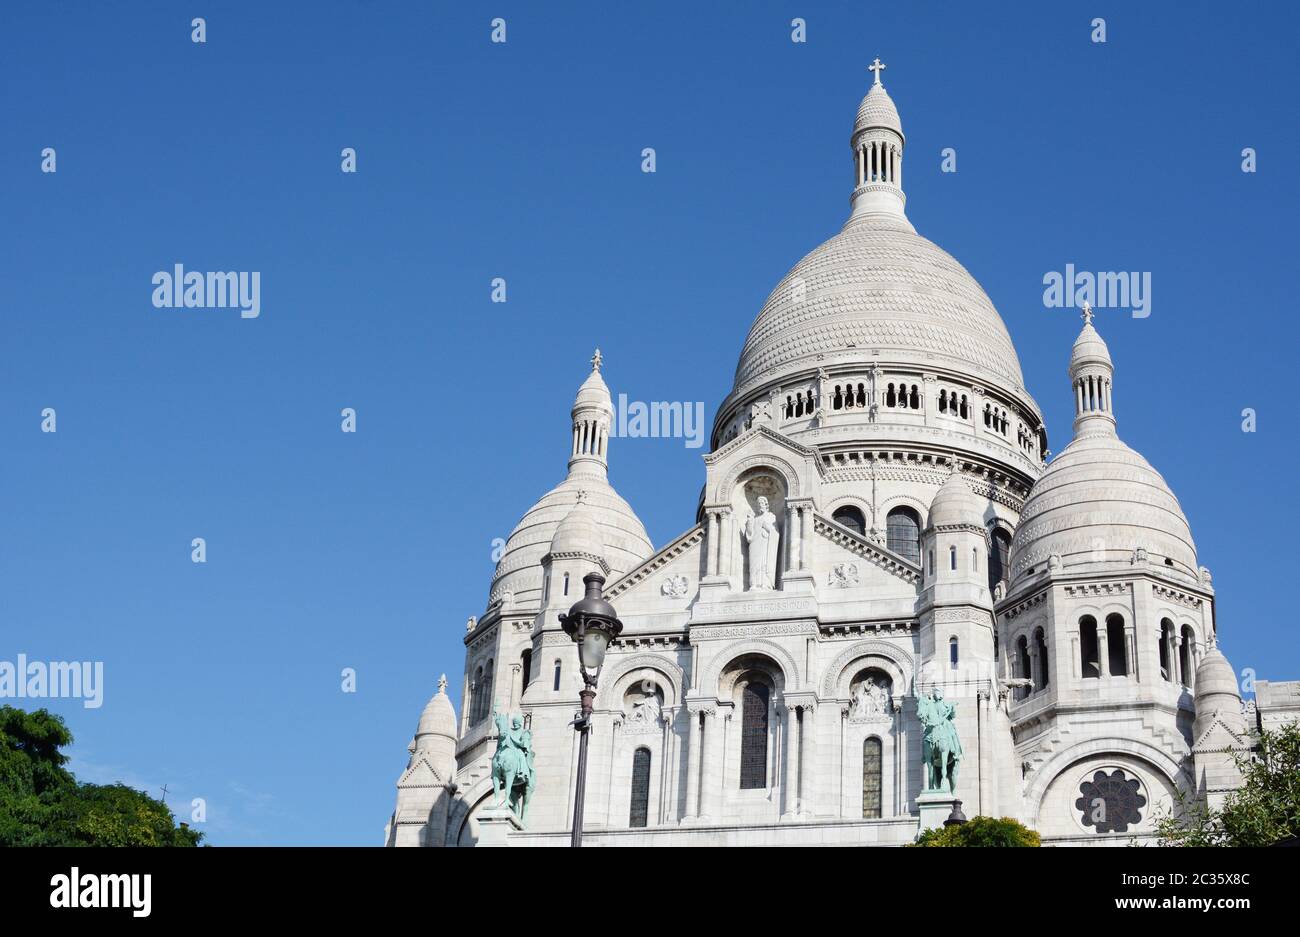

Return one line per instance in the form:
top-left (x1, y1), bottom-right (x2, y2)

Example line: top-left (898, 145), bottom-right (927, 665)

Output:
top-left (385, 69), bottom-right (1300, 848)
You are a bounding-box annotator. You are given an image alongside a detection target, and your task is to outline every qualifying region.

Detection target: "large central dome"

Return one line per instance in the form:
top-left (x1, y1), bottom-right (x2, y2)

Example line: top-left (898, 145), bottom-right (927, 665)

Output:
top-left (733, 212), bottom-right (1027, 396)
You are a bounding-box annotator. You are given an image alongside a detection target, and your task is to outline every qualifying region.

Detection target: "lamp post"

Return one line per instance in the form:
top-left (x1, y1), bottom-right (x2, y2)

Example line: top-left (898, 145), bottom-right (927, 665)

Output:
top-left (559, 571), bottom-right (623, 848)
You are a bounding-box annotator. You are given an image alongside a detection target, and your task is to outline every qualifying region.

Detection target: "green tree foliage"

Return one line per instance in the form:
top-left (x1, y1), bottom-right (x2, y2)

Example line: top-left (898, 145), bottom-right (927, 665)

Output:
top-left (910, 815), bottom-right (1041, 847)
top-left (1156, 721), bottom-right (1300, 847)
top-left (0, 706), bottom-right (202, 847)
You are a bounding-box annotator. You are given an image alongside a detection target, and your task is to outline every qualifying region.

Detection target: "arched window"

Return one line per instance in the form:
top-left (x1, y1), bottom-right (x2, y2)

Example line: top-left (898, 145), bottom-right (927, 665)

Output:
top-left (520, 649), bottom-right (532, 690)
top-left (909, 385), bottom-right (920, 409)
top-left (629, 747), bottom-right (652, 828)
top-left (886, 507), bottom-right (921, 565)
top-left (832, 505), bottom-right (866, 536)
top-left (1159, 619), bottom-right (1173, 682)
top-left (949, 636), bottom-right (959, 670)
top-left (949, 545), bottom-right (957, 571)
top-left (1107, 614), bottom-right (1128, 677)
top-left (471, 665), bottom-right (485, 722)
top-left (1016, 636), bottom-right (1031, 699)
top-left (1080, 616), bottom-right (1100, 679)
top-left (552, 660), bottom-right (562, 692)
top-left (1035, 627), bottom-right (1050, 687)
top-left (972, 547), bottom-right (979, 572)
top-left (988, 528), bottom-right (1012, 592)
top-left (862, 737), bottom-right (883, 819)
top-left (1179, 626), bottom-right (1195, 689)
top-left (562, 572), bottom-right (570, 596)
top-left (739, 678), bottom-right (770, 790)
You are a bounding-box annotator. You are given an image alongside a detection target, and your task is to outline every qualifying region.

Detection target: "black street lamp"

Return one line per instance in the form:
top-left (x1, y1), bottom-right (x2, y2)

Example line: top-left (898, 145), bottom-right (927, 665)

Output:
top-left (559, 571), bottom-right (623, 847)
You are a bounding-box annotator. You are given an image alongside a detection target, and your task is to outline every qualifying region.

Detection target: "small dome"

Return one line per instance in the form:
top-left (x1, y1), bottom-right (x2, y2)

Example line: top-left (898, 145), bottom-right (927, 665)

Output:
top-left (927, 468), bottom-right (982, 529)
top-left (416, 675), bottom-right (458, 740)
top-left (573, 365), bottom-right (612, 413)
top-left (1194, 645), bottom-right (1240, 704)
top-left (1193, 644), bottom-right (1245, 739)
top-left (1070, 320), bottom-right (1112, 371)
top-left (1009, 426), bottom-right (1197, 584)
top-left (855, 82), bottom-right (903, 137)
top-left (549, 497), bottom-right (605, 558)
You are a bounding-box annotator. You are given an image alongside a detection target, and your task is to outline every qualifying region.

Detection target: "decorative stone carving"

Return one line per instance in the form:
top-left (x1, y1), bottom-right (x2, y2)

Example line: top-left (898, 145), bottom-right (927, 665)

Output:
top-left (661, 574), bottom-right (689, 597)
top-left (466, 616), bottom-right (477, 633)
top-left (848, 677), bottom-right (891, 723)
top-left (827, 561), bottom-right (860, 588)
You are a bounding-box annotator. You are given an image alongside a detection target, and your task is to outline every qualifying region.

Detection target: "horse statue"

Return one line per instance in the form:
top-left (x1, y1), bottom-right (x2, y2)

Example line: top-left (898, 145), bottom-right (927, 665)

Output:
top-left (491, 707), bottom-right (536, 823)
top-left (917, 688), bottom-right (963, 793)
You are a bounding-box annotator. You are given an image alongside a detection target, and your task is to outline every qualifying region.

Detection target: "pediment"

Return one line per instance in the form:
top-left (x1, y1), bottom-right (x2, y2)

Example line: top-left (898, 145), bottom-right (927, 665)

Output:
top-left (814, 513), bottom-right (921, 588)
top-left (604, 524), bottom-right (705, 612)
top-left (398, 752), bottom-right (449, 789)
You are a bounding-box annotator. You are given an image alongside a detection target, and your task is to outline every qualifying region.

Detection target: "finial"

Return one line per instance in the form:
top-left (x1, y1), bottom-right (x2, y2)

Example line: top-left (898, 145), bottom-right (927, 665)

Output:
top-left (591, 347), bottom-right (603, 371)
top-left (868, 57), bottom-right (887, 86)
top-left (948, 454), bottom-right (961, 475)
top-left (437, 673), bottom-right (448, 693)
top-left (1081, 301), bottom-right (1094, 327)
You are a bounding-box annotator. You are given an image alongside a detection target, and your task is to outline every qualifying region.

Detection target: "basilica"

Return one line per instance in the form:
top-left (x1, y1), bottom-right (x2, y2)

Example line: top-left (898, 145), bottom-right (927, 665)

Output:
top-left (386, 66), bottom-right (1300, 846)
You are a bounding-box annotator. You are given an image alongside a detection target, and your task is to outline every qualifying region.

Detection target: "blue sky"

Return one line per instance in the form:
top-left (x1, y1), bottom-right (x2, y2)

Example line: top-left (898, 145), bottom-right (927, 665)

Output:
top-left (1, 1), bottom-right (1296, 845)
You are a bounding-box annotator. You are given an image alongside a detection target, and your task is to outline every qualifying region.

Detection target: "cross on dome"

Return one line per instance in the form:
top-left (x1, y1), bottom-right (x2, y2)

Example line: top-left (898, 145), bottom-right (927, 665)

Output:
top-left (590, 348), bottom-right (603, 371)
top-left (1081, 302), bottom-right (1094, 326)
top-left (437, 674), bottom-right (447, 693)
top-left (868, 57), bottom-right (887, 85)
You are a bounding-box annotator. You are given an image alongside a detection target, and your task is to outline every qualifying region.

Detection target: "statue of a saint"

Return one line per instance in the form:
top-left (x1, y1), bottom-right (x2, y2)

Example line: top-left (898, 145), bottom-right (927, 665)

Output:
top-left (490, 707), bottom-right (536, 822)
top-left (917, 688), bottom-right (963, 793)
top-left (630, 688), bottom-right (661, 726)
top-left (742, 496), bottom-right (781, 591)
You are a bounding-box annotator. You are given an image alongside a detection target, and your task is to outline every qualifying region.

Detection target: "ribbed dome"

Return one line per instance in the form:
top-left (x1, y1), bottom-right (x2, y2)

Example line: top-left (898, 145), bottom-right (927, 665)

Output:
top-left (855, 82), bottom-right (903, 136)
top-left (489, 476), bottom-right (652, 607)
top-left (928, 469), bottom-right (982, 528)
top-left (732, 214), bottom-right (1027, 396)
top-left (1008, 426), bottom-right (1197, 584)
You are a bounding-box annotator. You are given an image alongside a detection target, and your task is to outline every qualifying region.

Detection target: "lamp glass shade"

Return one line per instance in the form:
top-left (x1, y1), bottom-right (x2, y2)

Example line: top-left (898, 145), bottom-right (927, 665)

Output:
top-left (579, 628), bottom-right (610, 671)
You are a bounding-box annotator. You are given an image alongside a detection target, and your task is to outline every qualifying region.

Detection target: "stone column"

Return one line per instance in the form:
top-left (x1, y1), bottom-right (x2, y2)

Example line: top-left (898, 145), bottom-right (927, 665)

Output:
top-left (782, 702), bottom-right (800, 818)
top-left (1098, 624), bottom-right (1110, 678)
top-left (800, 704), bottom-right (817, 816)
top-left (720, 508), bottom-right (734, 583)
top-left (683, 709), bottom-right (702, 821)
top-left (699, 708), bottom-right (720, 820)
top-left (798, 505), bottom-right (810, 569)
top-left (784, 503), bottom-right (797, 573)
top-left (892, 699), bottom-right (903, 816)
top-left (706, 510), bottom-right (719, 577)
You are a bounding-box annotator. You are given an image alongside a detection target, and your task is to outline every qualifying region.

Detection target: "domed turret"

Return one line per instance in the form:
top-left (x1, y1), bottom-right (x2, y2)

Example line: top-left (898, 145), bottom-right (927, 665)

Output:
top-left (548, 493), bottom-right (605, 560)
top-left (413, 674), bottom-right (458, 756)
top-left (489, 352), bottom-right (653, 609)
top-left (927, 461), bottom-right (983, 529)
top-left (1009, 309), bottom-right (1197, 587)
top-left (1194, 643), bottom-right (1245, 740)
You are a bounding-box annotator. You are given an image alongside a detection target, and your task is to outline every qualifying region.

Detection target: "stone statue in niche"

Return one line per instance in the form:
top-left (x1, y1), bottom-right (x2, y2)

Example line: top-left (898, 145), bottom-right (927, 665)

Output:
top-left (742, 495), bottom-right (781, 591)
top-left (629, 688), bottom-right (661, 727)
